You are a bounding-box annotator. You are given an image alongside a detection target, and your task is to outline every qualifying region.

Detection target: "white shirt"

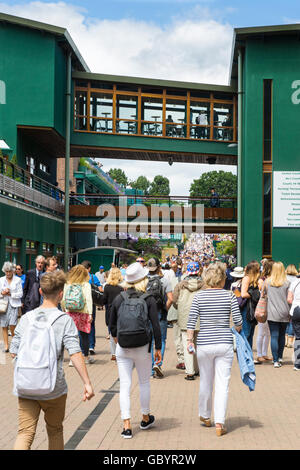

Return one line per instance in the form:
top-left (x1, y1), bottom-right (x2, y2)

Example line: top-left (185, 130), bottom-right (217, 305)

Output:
top-left (289, 278), bottom-right (300, 316)
top-left (0, 275), bottom-right (23, 308)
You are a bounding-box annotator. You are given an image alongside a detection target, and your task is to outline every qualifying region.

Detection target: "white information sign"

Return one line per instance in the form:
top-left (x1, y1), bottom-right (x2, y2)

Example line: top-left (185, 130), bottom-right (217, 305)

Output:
top-left (273, 171), bottom-right (300, 227)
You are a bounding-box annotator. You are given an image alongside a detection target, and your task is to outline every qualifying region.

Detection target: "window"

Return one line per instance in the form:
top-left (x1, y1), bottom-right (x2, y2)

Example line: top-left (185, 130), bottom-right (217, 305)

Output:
top-left (141, 97), bottom-right (163, 136)
top-left (39, 163), bottom-right (50, 173)
top-left (73, 81), bottom-right (237, 142)
top-left (165, 98), bottom-right (186, 138)
top-left (116, 95), bottom-right (138, 134)
top-left (263, 173), bottom-right (272, 255)
top-left (263, 79), bottom-right (272, 161)
top-left (190, 102), bottom-right (210, 139)
top-left (5, 238), bottom-right (20, 264)
top-left (74, 90), bottom-right (87, 130)
top-left (90, 92), bottom-right (113, 132)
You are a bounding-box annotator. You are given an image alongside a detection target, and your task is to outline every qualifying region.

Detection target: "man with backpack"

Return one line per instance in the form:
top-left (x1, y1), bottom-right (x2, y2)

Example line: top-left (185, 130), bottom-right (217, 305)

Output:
top-left (146, 258), bottom-right (173, 378)
top-left (9, 270), bottom-right (94, 450)
top-left (109, 262), bottom-right (162, 439)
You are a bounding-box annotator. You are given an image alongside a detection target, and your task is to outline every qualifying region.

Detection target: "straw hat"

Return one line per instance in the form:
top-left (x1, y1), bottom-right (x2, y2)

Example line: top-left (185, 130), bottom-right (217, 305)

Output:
top-left (125, 262), bottom-right (149, 283)
top-left (230, 266), bottom-right (245, 278)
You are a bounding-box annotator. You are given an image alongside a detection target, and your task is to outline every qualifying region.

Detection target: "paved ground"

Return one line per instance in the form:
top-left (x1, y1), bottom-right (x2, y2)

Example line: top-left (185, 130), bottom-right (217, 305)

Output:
top-left (1, 308), bottom-right (300, 451)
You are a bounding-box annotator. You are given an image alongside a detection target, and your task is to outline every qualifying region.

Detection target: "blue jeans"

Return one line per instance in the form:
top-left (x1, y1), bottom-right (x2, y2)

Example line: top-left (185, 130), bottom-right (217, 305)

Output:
top-left (89, 305), bottom-right (96, 350)
top-left (268, 321), bottom-right (287, 362)
top-left (151, 312), bottom-right (167, 370)
top-left (286, 321), bottom-right (294, 337)
top-left (241, 305), bottom-right (256, 349)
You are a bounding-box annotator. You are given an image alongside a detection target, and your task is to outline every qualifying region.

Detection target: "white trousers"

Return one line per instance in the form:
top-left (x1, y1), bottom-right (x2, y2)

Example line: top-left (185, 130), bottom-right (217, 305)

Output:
top-left (116, 343), bottom-right (152, 420)
top-left (256, 321), bottom-right (270, 357)
top-left (197, 343), bottom-right (234, 425)
top-left (110, 334), bottom-right (116, 356)
top-left (181, 330), bottom-right (199, 375)
top-left (173, 322), bottom-right (184, 363)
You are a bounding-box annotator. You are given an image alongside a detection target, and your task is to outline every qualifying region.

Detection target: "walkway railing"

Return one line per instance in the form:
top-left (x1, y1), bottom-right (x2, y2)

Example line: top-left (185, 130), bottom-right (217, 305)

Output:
top-left (69, 193), bottom-right (237, 208)
top-left (0, 157), bottom-right (65, 216)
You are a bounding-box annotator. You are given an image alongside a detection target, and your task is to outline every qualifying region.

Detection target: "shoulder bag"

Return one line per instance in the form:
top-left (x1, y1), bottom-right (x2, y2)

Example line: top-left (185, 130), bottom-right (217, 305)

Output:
top-left (254, 281), bottom-right (268, 323)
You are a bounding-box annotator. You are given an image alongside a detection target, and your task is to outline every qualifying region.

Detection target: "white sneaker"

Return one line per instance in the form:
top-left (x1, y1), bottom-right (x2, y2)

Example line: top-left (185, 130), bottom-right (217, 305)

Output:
top-left (69, 360), bottom-right (74, 367)
top-left (274, 362), bottom-right (281, 368)
top-left (85, 357), bottom-right (95, 364)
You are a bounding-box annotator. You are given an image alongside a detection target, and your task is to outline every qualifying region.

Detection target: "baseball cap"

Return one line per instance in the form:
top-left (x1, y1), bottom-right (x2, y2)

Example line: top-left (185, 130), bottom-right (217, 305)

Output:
top-left (147, 258), bottom-right (160, 272)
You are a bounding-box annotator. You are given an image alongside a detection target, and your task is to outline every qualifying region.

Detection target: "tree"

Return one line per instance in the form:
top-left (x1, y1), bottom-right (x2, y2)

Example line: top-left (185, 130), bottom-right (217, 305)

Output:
top-left (149, 175), bottom-right (170, 196)
top-left (108, 168), bottom-right (128, 187)
top-left (130, 175), bottom-right (151, 194)
top-left (189, 171), bottom-right (237, 198)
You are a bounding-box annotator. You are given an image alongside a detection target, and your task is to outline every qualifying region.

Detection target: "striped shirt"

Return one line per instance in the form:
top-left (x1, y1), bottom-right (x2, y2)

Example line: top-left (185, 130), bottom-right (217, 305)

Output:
top-left (187, 289), bottom-right (243, 346)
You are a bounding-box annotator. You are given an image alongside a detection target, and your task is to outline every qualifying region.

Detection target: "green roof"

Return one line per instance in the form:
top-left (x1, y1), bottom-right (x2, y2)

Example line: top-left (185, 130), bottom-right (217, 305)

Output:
top-left (0, 12), bottom-right (90, 72)
top-left (73, 71), bottom-right (235, 94)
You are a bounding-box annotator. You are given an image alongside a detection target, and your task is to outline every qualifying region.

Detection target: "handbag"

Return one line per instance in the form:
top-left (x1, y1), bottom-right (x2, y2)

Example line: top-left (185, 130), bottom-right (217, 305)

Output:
top-left (254, 282), bottom-right (268, 323)
top-left (91, 283), bottom-right (103, 307)
top-left (0, 296), bottom-right (8, 314)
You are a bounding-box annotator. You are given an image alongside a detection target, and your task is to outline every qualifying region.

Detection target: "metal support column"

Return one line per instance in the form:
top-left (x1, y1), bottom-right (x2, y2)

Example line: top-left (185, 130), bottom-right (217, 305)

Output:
top-left (64, 52), bottom-right (72, 272)
top-left (237, 48), bottom-right (243, 266)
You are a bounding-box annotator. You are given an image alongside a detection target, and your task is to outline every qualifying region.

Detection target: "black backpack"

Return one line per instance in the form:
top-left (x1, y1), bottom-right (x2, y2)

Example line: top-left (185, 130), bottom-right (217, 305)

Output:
top-left (146, 275), bottom-right (166, 314)
top-left (117, 291), bottom-right (151, 348)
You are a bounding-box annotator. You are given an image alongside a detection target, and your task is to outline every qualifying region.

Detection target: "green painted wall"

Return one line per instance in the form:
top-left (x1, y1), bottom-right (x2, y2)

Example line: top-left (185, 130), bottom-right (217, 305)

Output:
top-left (70, 129), bottom-right (237, 158)
top-left (77, 248), bottom-right (115, 273)
top-left (0, 201), bottom-right (64, 268)
top-left (242, 36), bottom-right (300, 266)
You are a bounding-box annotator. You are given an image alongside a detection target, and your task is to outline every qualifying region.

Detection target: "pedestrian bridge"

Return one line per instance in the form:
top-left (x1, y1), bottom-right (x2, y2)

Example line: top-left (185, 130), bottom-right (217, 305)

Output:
top-left (21, 72), bottom-right (238, 166)
top-left (69, 195), bottom-right (237, 235)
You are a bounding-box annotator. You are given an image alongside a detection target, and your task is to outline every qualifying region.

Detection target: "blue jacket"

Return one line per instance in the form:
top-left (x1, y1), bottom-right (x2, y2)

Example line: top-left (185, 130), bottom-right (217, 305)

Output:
top-left (231, 328), bottom-right (256, 392)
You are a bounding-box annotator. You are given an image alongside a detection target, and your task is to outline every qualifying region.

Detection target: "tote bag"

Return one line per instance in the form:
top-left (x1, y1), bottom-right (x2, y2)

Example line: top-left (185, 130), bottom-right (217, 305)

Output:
top-left (254, 282), bottom-right (268, 323)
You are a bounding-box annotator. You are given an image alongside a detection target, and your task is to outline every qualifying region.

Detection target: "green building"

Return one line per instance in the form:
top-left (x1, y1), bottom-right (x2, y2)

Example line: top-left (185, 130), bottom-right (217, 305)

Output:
top-left (0, 12), bottom-right (300, 268)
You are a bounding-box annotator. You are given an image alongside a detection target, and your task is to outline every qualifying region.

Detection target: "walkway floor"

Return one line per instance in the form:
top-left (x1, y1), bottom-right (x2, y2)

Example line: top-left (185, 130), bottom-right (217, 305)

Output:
top-left (1, 308), bottom-right (299, 451)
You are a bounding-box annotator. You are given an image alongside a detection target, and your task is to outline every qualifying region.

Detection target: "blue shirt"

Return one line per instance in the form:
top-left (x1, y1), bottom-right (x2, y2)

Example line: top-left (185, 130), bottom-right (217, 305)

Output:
top-left (89, 273), bottom-right (101, 286)
top-left (231, 328), bottom-right (256, 391)
top-left (16, 274), bottom-right (26, 289)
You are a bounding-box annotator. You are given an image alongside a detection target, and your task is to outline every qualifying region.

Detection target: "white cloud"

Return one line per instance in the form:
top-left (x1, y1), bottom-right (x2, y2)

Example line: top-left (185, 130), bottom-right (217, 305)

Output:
top-left (0, 1), bottom-right (233, 84)
top-left (0, 1), bottom-right (236, 194)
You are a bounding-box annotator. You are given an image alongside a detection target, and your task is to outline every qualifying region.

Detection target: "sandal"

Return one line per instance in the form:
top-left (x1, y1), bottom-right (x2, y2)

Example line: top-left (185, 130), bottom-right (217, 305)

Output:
top-left (200, 416), bottom-right (211, 427)
top-left (216, 425), bottom-right (227, 437)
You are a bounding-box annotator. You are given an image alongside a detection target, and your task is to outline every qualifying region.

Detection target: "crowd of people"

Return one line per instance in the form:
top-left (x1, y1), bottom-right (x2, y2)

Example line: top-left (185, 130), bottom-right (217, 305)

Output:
top-left (2, 234), bottom-right (300, 448)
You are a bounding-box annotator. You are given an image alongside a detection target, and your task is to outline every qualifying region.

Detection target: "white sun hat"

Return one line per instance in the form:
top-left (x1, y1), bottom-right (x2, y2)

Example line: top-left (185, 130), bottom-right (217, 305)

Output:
top-left (230, 266), bottom-right (245, 278)
top-left (125, 262), bottom-right (149, 283)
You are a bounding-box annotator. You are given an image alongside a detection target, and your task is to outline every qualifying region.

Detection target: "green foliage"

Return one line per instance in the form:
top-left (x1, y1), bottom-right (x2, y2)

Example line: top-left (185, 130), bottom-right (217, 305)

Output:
top-left (130, 175), bottom-right (150, 194)
top-left (149, 175), bottom-right (170, 196)
top-left (190, 171), bottom-right (237, 198)
top-left (108, 168), bottom-right (128, 187)
top-left (216, 240), bottom-right (236, 256)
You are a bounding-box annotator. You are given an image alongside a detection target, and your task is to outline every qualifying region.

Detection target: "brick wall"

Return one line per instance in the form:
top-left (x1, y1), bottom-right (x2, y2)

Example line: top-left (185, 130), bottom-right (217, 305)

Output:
top-left (56, 157), bottom-right (79, 192)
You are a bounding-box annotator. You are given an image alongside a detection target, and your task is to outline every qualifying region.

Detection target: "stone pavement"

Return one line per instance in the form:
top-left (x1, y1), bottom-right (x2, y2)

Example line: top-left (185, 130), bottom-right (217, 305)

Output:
top-left (1, 308), bottom-right (300, 451)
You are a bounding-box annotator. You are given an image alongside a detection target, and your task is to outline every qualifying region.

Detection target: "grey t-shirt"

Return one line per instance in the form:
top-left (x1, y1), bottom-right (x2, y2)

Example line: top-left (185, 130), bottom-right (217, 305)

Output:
top-left (10, 307), bottom-right (81, 400)
top-left (266, 281), bottom-right (291, 322)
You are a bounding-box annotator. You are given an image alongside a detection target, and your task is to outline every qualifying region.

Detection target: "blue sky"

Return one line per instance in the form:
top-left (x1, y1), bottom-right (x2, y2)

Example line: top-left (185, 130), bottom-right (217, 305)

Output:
top-left (1, 0), bottom-right (300, 194)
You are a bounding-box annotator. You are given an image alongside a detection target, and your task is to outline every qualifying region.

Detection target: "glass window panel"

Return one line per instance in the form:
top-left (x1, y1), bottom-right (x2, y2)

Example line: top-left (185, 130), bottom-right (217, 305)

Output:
top-left (213, 92), bottom-right (233, 100)
top-left (116, 84), bottom-right (138, 92)
top-left (75, 116), bottom-right (87, 130)
top-left (213, 103), bottom-right (233, 140)
top-left (90, 81), bottom-right (113, 90)
top-left (90, 92), bottom-right (113, 119)
top-left (142, 97), bottom-right (163, 134)
top-left (166, 89), bottom-right (187, 97)
top-left (190, 102), bottom-right (210, 139)
top-left (117, 95), bottom-right (138, 120)
top-left (141, 86), bottom-right (162, 94)
top-left (74, 91), bottom-right (87, 116)
top-left (165, 99), bottom-right (186, 128)
top-left (263, 173), bottom-right (272, 255)
top-left (116, 120), bottom-right (137, 134)
top-left (190, 90), bottom-right (210, 98)
top-left (75, 81), bottom-right (88, 87)
top-left (263, 80), bottom-right (272, 161)
top-left (90, 118), bottom-right (113, 132)
top-left (5, 238), bottom-right (11, 246)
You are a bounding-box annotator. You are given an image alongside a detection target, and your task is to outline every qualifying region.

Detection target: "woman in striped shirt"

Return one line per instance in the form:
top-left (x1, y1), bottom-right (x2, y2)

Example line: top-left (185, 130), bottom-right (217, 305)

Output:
top-left (186, 262), bottom-right (242, 436)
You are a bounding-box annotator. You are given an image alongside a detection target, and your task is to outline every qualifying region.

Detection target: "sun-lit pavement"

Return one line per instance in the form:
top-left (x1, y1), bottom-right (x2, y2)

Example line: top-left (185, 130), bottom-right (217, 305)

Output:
top-left (1, 308), bottom-right (300, 451)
